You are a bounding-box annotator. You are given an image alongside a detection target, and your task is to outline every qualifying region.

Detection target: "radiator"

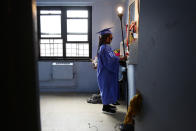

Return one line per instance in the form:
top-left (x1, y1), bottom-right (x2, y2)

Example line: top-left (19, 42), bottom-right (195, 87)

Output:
top-left (52, 62), bottom-right (73, 80)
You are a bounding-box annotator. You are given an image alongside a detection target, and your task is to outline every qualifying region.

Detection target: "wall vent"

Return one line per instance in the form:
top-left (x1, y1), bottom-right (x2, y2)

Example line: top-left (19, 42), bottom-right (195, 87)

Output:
top-left (52, 62), bottom-right (73, 80)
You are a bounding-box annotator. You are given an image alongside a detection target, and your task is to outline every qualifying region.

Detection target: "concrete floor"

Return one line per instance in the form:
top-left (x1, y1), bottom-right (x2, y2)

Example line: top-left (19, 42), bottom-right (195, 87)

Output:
top-left (40, 93), bottom-right (127, 131)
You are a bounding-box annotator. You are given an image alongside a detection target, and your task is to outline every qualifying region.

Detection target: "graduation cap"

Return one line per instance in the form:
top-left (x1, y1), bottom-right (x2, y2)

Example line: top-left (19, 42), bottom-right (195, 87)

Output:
top-left (97, 27), bottom-right (112, 35)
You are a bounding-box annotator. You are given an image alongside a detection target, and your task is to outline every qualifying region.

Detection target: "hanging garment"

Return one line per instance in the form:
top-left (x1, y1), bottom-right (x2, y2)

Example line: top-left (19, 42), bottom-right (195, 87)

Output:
top-left (97, 44), bottom-right (120, 105)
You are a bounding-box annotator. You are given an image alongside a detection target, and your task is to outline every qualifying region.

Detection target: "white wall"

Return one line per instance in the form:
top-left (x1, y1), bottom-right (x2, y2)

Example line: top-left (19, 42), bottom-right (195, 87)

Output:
top-left (37, 0), bottom-right (126, 92)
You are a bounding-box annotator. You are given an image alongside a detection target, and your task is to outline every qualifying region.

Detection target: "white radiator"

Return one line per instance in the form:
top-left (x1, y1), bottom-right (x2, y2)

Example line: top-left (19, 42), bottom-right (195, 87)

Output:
top-left (52, 62), bottom-right (73, 80)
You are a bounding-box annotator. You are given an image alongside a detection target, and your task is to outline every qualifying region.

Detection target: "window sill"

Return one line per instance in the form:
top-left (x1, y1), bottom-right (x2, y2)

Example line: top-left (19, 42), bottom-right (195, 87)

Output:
top-left (38, 57), bottom-right (91, 62)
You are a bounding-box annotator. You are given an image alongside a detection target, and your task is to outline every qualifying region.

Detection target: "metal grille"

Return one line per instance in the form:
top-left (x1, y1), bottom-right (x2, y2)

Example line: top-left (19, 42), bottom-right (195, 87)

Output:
top-left (40, 39), bottom-right (63, 57)
top-left (66, 43), bottom-right (89, 57)
top-left (37, 7), bottom-right (92, 60)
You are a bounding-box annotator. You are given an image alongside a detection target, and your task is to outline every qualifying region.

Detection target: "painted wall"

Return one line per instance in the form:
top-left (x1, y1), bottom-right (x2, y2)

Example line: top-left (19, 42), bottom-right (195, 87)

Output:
top-left (124, 0), bottom-right (136, 103)
top-left (131, 0), bottom-right (196, 131)
top-left (36, 0), bottom-right (126, 92)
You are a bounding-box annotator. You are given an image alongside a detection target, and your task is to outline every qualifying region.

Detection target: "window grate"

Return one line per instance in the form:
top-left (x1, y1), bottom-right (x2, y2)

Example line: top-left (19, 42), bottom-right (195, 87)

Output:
top-left (66, 43), bottom-right (89, 57)
top-left (40, 39), bottom-right (63, 57)
top-left (37, 6), bottom-right (92, 60)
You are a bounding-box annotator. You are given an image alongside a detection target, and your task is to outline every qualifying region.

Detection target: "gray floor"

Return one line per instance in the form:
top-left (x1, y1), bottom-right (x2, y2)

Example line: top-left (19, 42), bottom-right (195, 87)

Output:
top-left (40, 93), bottom-right (127, 131)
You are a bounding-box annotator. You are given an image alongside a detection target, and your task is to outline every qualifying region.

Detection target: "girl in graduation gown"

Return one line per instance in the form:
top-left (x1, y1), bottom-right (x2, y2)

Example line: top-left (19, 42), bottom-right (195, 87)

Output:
top-left (97, 28), bottom-right (127, 114)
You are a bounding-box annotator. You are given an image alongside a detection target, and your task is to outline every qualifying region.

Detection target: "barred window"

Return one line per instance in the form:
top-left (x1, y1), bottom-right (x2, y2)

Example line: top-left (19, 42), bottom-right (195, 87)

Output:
top-left (37, 6), bottom-right (92, 61)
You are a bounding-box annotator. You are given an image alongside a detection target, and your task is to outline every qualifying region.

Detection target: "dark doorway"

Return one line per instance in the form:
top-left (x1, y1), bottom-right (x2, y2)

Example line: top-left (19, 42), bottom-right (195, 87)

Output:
top-left (6, 0), bottom-right (41, 131)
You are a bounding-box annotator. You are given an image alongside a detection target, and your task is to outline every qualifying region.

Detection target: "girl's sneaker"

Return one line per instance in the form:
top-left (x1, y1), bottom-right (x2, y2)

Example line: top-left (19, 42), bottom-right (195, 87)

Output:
top-left (102, 105), bottom-right (116, 114)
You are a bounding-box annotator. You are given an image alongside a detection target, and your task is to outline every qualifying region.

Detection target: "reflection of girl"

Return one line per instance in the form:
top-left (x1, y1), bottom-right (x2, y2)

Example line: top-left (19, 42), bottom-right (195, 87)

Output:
top-left (97, 28), bottom-right (127, 114)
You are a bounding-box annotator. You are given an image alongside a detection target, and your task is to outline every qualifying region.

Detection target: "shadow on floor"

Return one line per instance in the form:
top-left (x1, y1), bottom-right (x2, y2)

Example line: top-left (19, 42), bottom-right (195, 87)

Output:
top-left (106, 111), bottom-right (126, 122)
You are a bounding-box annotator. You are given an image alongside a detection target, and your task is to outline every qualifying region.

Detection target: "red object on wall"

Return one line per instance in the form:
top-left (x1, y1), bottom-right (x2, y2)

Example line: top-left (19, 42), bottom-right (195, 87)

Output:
top-left (126, 24), bottom-right (129, 47)
top-left (113, 49), bottom-right (120, 56)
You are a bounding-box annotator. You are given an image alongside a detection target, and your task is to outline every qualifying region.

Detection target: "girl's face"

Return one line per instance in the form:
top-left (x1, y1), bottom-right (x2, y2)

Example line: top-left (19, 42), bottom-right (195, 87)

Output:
top-left (105, 34), bottom-right (113, 44)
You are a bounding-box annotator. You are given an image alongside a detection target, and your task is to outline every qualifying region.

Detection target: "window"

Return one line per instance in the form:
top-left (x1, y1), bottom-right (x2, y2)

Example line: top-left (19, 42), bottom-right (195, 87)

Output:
top-left (37, 6), bottom-right (92, 60)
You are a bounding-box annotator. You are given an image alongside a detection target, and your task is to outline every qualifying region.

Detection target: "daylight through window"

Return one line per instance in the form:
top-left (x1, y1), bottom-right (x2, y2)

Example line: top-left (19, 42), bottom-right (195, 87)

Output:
top-left (37, 6), bottom-right (92, 60)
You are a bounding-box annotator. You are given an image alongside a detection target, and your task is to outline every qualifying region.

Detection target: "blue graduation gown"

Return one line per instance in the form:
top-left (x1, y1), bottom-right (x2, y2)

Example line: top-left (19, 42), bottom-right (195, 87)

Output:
top-left (97, 44), bottom-right (120, 105)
